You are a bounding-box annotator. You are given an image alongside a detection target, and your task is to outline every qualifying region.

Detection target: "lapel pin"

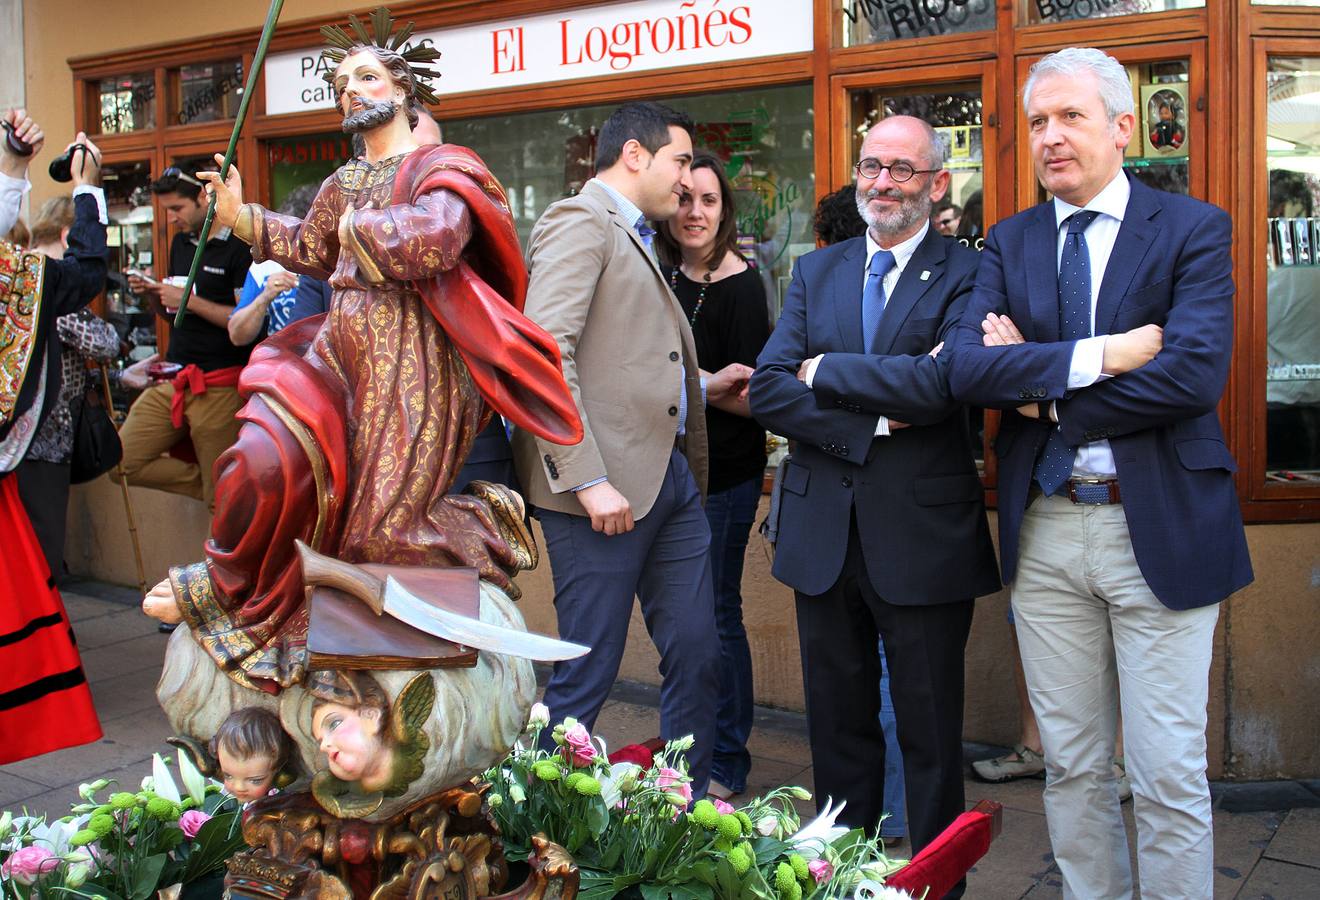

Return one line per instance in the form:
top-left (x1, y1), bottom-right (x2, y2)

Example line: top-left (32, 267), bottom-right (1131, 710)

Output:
top-left (920, 270), bottom-right (931, 281)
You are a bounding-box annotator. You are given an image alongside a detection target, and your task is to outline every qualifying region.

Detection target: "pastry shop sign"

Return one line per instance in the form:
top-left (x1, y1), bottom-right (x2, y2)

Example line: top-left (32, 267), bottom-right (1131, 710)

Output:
top-left (263, 0), bottom-right (812, 116)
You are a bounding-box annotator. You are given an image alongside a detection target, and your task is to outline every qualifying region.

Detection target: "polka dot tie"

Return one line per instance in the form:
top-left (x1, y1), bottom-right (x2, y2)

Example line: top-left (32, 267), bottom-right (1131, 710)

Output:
top-left (1033, 210), bottom-right (1100, 496)
top-left (863, 249), bottom-right (896, 354)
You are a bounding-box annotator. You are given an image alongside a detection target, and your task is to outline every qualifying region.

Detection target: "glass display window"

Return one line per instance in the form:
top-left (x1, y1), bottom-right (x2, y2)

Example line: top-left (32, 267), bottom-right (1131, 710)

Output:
top-left (97, 72), bottom-right (156, 135)
top-left (266, 131), bottom-right (355, 213)
top-left (171, 59), bottom-right (244, 127)
top-left (1263, 56), bottom-right (1320, 483)
top-left (839, 0), bottom-right (994, 47)
top-left (1124, 59), bottom-right (1191, 195)
top-left (100, 160), bottom-right (157, 413)
top-left (1020, 0), bottom-right (1203, 27)
top-left (443, 83), bottom-right (815, 320)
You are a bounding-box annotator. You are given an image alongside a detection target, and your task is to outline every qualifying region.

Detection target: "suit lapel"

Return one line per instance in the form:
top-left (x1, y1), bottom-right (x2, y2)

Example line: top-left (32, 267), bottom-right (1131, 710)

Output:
top-left (873, 229), bottom-right (946, 354)
top-left (831, 237), bottom-right (867, 353)
top-left (1093, 177), bottom-right (1159, 336)
top-left (580, 180), bottom-right (669, 285)
top-left (1025, 205), bottom-right (1061, 343)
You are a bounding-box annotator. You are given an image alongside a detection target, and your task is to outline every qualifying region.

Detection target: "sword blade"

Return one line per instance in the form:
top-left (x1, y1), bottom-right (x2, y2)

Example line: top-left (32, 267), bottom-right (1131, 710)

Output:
top-left (382, 576), bottom-right (590, 662)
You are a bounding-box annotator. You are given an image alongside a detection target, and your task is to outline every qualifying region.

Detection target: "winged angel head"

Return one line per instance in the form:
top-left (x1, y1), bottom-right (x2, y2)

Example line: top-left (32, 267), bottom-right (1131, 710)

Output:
top-left (307, 669), bottom-right (435, 818)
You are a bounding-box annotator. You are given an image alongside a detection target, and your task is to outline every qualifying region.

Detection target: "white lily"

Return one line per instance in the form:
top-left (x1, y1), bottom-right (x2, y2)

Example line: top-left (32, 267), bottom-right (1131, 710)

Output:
top-left (852, 882), bottom-right (915, 900)
top-left (788, 797), bottom-right (849, 860)
top-left (151, 753), bottom-right (182, 803)
top-left (598, 762), bottom-right (642, 808)
top-left (177, 748), bottom-right (208, 804)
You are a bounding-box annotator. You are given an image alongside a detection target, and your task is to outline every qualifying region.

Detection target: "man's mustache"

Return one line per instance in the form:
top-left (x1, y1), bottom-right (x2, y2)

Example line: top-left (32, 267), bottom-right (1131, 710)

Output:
top-left (861, 188), bottom-right (905, 201)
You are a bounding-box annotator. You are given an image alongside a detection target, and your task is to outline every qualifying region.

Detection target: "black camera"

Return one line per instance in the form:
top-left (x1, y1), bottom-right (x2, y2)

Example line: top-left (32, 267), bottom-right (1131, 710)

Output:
top-left (49, 144), bottom-right (91, 183)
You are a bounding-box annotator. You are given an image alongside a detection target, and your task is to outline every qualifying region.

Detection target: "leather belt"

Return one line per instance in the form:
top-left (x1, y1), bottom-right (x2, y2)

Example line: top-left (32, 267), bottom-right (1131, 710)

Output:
top-left (1067, 477), bottom-right (1121, 505)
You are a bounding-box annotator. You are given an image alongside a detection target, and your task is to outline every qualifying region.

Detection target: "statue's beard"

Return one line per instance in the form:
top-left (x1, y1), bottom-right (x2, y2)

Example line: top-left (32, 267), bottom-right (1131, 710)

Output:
top-left (342, 98), bottom-right (399, 134)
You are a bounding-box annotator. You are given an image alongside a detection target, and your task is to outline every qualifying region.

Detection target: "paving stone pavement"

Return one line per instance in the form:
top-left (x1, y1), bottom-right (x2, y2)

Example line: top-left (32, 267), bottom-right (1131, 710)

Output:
top-left (3, 579), bottom-right (1317, 899)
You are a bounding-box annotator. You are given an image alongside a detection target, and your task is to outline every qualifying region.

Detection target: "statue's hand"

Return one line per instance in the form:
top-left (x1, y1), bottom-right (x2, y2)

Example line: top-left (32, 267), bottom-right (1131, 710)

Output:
top-left (142, 578), bottom-right (184, 624)
top-left (196, 152), bottom-right (243, 229)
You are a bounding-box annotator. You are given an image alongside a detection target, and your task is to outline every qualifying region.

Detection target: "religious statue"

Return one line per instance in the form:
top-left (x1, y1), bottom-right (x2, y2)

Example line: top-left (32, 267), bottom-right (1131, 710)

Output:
top-left (140, 8), bottom-right (585, 898)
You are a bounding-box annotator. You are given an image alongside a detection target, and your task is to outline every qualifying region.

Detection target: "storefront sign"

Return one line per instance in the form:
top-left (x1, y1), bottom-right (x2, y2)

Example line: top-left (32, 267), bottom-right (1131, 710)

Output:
top-left (264, 0), bottom-right (812, 117)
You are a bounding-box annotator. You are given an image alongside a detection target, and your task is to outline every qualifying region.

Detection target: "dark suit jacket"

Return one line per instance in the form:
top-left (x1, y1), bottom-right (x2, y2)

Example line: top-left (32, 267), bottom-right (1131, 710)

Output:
top-left (947, 174), bottom-right (1253, 611)
top-left (750, 228), bottom-right (1000, 605)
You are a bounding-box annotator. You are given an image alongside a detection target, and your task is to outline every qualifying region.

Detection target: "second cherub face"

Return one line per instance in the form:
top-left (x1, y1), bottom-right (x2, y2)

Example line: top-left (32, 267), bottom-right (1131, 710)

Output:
top-left (218, 745), bottom-right (278, 804)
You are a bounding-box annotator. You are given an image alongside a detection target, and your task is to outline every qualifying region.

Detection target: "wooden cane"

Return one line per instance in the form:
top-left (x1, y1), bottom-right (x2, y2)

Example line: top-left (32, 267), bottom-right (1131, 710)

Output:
top-left (100, 365), bottom-right (146, 594)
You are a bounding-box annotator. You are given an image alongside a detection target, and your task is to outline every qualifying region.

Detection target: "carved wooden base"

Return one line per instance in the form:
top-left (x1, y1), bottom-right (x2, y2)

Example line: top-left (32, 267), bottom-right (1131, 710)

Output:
top-left (225, 784), bottom-right (578, 900)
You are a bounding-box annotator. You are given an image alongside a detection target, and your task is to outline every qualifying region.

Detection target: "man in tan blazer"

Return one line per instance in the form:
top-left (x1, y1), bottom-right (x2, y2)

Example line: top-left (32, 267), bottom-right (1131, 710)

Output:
top-left (513, 102), bottom-right (750, 796)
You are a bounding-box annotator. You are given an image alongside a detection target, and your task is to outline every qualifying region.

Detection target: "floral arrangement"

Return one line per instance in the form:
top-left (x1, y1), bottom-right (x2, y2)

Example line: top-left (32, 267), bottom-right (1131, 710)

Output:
top-left (482, 706), bottom-right (913, 900)
top-left (0, 751), bottom-right (248, 900)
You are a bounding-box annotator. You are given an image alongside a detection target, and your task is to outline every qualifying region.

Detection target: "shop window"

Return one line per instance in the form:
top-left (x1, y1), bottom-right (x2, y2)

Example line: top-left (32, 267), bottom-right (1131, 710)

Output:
top-left (1020, 0), bottom-right (1203, 26)
top-left (848, 84), bottom-right (985, 239)
top-left (839, 0), bottom-right (994, 47)
top-left (1123, 60), bottom-right (1190, 196)
top-left (171, 59), bottom-right (244, 127)
top-left (443, 84), bottom-right (816, 320)
top-left (1264, 57), bottom-right (1320, 484)
top-left (267, 131), bottom-right (355, 212)
top-left (1252, 0), bottom-right (1320, 5)
top-left (97, 72), bottom-right (156, 135)
top-left (100, 160), bottom-right (157, 412)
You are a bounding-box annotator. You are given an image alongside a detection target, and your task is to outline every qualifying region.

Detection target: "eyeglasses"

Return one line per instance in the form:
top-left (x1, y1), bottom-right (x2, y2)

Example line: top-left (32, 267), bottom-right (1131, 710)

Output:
top-left (854, 158), bottom-right (942, 182)
top-left (160, 166), bottom-right (205, 188)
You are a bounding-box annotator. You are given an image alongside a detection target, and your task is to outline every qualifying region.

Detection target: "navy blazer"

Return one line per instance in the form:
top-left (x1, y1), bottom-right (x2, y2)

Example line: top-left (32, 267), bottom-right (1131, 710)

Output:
top-left (947, 174), bottom-right (1252, 611)
top-left (751, 228), bottom-right (1000, 605)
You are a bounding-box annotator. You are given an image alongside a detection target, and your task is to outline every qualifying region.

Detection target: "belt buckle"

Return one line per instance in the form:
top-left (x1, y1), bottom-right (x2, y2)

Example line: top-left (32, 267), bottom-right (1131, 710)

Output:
top-left (1067, 477), bottom-right (1118, 505)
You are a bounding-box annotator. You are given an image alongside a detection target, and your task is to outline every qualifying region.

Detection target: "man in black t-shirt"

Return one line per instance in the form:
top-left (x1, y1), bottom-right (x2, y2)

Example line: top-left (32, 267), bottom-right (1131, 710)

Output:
top-left (114, 168), bottom-right (254, 510)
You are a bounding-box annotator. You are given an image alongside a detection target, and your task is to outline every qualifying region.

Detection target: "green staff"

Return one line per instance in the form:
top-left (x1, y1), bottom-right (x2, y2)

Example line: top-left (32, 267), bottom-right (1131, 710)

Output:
top-left (174, 0), bottom-right (284, 328)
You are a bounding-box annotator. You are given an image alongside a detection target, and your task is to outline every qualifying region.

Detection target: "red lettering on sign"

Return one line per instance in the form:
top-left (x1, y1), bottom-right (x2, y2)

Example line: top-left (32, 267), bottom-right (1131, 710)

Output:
top-left (729, 5), bottom-right (753, 43)
top-left (560, 19), bottom-right (583, 65)
top-left (492, 26), bottom-right (525, 74)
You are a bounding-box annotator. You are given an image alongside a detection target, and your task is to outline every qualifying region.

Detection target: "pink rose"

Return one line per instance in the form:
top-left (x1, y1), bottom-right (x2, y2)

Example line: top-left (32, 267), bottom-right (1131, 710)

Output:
top-left (178, 810), bottom-right (212, 839)
top-left (2, 846), bottom-right (60, 886)
top-left (712, 797), bottom-right (735, 816)
top-left (808, 858), bottom-right (834, 884)
top-left (561, 723), bottom-right (596, 767)
top-left (657, 767), bottom-right (693, 806)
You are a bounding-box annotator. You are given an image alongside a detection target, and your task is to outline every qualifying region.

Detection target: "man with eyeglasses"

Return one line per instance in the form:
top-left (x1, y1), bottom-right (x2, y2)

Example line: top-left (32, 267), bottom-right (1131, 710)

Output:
top-left (932, 200), bottom-right (962, 237)
top-left (750, 116), bottom-right (998, 894)
top-left (116, 165), bottom-right (253, 510)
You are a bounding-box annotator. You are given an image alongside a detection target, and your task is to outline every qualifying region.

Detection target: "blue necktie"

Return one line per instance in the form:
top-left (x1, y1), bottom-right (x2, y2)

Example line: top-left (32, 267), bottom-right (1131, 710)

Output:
top-left (863, 249), bottom-right (896, 354)
top-left (635, 216), bottom-right (655, 251)
top-left (1034, 210), bottom-right (1100, 496)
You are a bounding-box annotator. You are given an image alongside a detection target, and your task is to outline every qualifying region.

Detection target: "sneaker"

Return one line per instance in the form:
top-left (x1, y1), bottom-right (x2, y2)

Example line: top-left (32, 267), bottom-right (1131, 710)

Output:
top-left (971, 744), bottom-right (1046, 783)
top-left (1114, 757), bottom-right (1132, 803)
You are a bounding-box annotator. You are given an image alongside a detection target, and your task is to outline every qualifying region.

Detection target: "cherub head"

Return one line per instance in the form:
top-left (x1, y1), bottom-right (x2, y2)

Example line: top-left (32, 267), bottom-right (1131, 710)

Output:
top-left (309, 670), bottom-right (394, 792)
top-left (210, 707), bottom-right (292, 804)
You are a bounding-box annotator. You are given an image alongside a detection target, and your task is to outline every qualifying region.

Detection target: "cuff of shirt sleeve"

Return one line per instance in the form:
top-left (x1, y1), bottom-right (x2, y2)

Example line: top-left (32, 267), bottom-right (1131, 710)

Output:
top-left (874, 416), bottom-right (890, 437)
top-left (0, 171), bottom-right (30, 194)
top-left (1068, 335), bottom-right (1108, 389)
top-left (804, 354), bottom-right (823, 388)
top-left (72, 185), bottom-right (108, 225)
top-left (571, 477), bottom-right (608, 493)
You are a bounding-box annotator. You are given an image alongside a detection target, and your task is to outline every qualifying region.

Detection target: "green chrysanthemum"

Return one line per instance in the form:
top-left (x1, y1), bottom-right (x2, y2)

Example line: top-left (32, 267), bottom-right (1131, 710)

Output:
top-left (573, 776), bottom-right (601, 796)
top-left (88, 814), bottom-right (115, 838)
top-left (775, 862), bottom-right (796, 895)
top-left (68, 829), bottom-right (98, 847)
top-left (109, 792), bottom-right (137, 811)
top-left (691, 799), bottom-right (720, 829)
top-left (531, 760), bottom-right (562, 782)
top-left (92, 804), bottom-right (113, 819)
top-left (716, 814), bottom-right (743, 842)
top-left (789, 853), bottom-right (810, 882)
top-left (735, 811), bottom-right (754, 834)
top-left (786, 881), bottom-right (802, 900)
top-left (145, 797), bottom-right (176, 820)
top-left (728, 844), bottom-right (752, 876)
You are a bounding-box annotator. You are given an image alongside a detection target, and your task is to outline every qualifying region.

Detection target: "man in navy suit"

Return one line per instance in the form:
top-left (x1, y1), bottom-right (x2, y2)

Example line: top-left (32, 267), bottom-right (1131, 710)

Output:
top-left (948, 48), bottom-right (1252, 898)
top-left (751, 116), bottom-right (999, 890)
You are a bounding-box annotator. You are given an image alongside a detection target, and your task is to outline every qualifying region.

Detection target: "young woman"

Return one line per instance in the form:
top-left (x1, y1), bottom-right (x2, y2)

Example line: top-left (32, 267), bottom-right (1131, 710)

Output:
top-left (655, 152), bottom-right (771, 801)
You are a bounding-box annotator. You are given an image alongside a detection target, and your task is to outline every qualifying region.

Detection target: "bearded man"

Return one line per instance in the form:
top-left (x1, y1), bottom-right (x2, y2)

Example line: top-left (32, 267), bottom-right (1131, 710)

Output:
top-left (142, 16), bottom-right (581, 694)
top-left (749, 116), bottom-right (998, 896)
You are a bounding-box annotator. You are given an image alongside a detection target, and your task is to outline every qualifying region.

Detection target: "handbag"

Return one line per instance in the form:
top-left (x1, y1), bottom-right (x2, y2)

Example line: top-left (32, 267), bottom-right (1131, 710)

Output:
top-left (69, 373), bottom-right (122, 484)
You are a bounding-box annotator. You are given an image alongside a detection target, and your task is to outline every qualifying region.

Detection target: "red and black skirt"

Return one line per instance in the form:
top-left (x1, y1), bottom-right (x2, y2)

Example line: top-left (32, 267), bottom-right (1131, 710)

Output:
top-left (0, 473), bottom-right (101, 763)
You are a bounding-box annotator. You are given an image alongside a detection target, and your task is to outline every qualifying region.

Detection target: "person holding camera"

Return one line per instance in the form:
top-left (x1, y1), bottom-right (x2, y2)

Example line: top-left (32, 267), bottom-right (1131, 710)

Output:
top-left (0, 118), bottom-right (106, 763)
top-left (115, 166), bottom-right (254, 511)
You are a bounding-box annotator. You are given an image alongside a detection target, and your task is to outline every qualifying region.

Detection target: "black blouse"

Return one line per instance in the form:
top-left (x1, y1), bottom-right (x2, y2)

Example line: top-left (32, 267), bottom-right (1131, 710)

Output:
top-left (670, 263), bottom-right (771, 494)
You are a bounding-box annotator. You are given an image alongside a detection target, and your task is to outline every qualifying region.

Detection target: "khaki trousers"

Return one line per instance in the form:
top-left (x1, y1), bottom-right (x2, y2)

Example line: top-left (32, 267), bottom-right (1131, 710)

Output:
top-left (110, 382), bottom-right (242, 511)
top-left (1012, 492), bottom-right (1219, 900)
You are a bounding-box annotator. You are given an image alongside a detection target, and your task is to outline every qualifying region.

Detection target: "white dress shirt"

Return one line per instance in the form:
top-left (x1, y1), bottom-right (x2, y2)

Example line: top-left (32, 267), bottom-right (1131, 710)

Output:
top-left (0, 170), bottom-right (29, 236)
top-left (1055, 170), bottom-right (1130, 478)
top-left (806, 222), bottom-right (931, 437)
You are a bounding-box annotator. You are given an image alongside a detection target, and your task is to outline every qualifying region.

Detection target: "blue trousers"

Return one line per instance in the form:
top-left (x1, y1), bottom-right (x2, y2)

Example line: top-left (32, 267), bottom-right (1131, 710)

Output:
top-left (536, 449), bottom-right (720, 794)
top-left (878, 641), bottom-right (907, 838)
top-left (704, 476), bottom-right (761, 792)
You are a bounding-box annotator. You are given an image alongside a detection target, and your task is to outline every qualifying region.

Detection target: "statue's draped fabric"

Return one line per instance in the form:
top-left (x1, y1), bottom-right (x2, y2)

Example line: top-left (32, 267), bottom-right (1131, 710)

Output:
top-left (169, 145), bottom-right (581, 693)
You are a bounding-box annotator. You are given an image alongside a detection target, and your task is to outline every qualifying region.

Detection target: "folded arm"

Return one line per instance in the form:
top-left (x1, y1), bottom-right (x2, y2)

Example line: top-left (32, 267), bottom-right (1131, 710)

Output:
top-left (339, 189), bottom-right (472, 284)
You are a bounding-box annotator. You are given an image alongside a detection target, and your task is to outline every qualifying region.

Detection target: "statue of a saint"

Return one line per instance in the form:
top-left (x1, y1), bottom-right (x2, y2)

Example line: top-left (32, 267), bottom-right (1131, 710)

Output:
top-left (143, 17), bottom-right (582, 694)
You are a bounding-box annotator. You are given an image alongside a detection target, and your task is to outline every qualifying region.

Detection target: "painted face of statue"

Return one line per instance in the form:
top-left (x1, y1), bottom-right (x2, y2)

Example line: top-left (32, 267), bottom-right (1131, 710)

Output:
top-left (218, 746), bottom-right (278, 804)
top-left (334, 50), bottom-right (406, 134)
top-left (312, 700), bottom-right (391, 790)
